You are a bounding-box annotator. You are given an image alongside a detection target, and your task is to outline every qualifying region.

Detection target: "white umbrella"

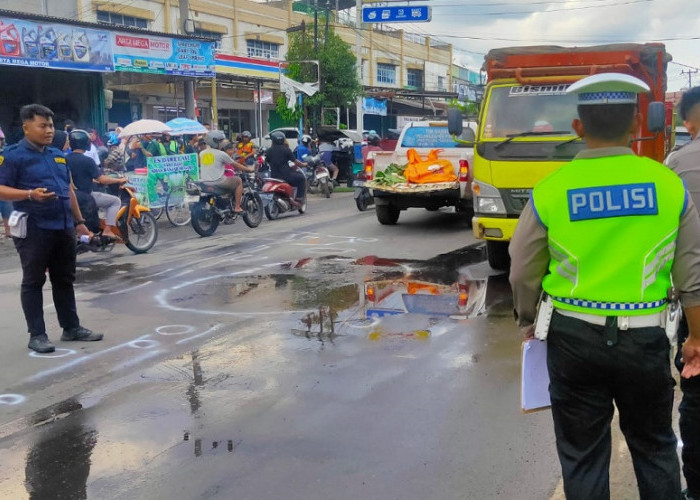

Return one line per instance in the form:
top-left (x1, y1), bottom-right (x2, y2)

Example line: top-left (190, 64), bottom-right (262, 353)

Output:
top-left (118, 119), bottom-right (172, 138)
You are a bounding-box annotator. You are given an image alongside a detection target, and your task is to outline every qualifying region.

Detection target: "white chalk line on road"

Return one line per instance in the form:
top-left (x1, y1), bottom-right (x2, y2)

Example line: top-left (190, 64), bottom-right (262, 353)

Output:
top-left (25, 334), bottom-right (155, 382)
top-left (106, 280), bottom-right (153, 295)
top-left (176, 324), bottom-right (227, 344)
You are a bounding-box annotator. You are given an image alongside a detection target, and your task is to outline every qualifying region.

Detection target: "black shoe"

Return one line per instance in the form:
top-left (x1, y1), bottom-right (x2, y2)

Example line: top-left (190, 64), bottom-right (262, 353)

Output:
top-left (61, 326), bottom-right (104, 342)
top-left (28, 334), bottom-right (56, 353)
top-left (684, 489), bottom-right (699, 500)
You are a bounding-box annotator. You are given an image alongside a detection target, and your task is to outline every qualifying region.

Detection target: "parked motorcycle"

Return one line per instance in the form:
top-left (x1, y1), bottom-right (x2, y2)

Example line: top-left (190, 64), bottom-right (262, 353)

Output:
top-left (185, 173), bottom-right (264, 237)
top-left (303, 154), bottom-right (333, 198)
top-left (76, 176), bottom-right (158, 254)
top-left (261, 162), bottom-right (307, 220)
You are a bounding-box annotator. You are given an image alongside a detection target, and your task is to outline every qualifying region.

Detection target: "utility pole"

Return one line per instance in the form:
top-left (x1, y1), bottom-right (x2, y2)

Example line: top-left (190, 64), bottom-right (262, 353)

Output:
top-left (355, 0), bottom-right (363, 132)
top-left (682, 68), bottom-right (699, 89)
top-left (179, 0), bottom-right (197, 120)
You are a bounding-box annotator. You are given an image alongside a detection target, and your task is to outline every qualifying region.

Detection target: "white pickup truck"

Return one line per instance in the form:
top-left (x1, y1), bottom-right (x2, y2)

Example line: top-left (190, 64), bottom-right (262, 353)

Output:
top-left (364, 120), bottom-right (476, 225)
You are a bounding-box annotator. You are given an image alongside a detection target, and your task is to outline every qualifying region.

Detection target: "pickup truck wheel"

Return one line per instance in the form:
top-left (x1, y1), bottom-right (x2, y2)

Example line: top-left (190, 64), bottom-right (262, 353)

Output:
top-left (376, 205), bottom-right (400, 225)
top-left (486, 240), bottom-right (510, 271)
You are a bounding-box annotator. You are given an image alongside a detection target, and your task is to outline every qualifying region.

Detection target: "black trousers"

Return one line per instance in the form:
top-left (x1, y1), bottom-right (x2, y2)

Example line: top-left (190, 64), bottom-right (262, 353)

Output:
top-left (547, 312), bottom-right (680, 500)
top-left (281, 171), bottom-right (306, 198)
top-left (676, 316), bottom-right (700, 498)
top-left (13, 225), bottom-right (80, 337)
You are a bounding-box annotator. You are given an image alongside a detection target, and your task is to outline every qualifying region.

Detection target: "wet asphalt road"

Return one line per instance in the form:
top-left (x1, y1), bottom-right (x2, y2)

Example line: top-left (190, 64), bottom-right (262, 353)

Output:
top-left (0, 193), bottom-right (645, 499)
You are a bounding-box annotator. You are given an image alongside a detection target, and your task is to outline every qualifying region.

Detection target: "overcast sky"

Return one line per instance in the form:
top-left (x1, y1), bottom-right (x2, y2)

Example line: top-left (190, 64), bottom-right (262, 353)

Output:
top-left (379, 0), bottom-right (699, 92)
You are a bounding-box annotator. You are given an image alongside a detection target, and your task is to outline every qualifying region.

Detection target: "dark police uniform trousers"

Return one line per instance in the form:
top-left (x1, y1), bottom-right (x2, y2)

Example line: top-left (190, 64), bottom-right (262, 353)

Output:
top-left (676, 317), bottom-right (700, 498)
top-left (0, 140), bottom-right (81, 337)
top-left (548, 311), bottom-right (680, 500)
top-left (14, 223), bottom-right (79, 336)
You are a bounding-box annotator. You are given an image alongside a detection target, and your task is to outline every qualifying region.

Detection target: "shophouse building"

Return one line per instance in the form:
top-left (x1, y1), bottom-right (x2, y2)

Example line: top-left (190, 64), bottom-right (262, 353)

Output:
top-left (1, 0), bottom-right (455, 140)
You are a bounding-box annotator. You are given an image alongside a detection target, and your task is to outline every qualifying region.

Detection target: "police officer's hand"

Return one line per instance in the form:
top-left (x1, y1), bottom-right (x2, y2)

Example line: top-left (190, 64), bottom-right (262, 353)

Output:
top-left (521, 325), bottom-right (535, 339)
top-left (681, 337), bottom-right (700, 378)
top-left (29, 188), bottom-right (57, 202)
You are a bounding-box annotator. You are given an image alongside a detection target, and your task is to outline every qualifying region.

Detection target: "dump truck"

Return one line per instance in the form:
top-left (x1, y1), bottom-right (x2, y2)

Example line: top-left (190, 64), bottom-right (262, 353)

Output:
top-left (448, 43), bottom-right (671, 270)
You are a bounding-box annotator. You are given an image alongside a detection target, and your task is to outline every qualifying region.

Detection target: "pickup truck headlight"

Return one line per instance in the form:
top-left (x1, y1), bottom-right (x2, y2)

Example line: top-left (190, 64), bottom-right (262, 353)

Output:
top-left (473, 181), bottom-right (507, 215)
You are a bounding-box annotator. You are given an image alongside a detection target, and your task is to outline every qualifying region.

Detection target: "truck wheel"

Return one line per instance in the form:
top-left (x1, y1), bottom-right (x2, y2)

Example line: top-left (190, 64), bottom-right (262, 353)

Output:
top-left (486, 240), bottom-right (510, 271)
top-left (376, 205), bottom-right (400, 225)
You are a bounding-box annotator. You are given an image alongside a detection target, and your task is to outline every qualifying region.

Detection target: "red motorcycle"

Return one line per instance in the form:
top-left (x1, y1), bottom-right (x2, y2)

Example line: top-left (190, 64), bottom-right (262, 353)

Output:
top-left (261, 163), bottom-right (307, 220)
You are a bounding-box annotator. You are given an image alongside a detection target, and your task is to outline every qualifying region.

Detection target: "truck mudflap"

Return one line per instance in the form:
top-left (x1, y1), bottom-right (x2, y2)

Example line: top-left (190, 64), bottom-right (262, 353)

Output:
top-left (472, 215), bottom-right (521, 241)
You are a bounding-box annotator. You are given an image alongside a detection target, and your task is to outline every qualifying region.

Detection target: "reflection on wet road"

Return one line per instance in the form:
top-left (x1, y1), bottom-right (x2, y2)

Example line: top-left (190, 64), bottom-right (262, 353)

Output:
top-left (0, 238), bottom-right (565, 500)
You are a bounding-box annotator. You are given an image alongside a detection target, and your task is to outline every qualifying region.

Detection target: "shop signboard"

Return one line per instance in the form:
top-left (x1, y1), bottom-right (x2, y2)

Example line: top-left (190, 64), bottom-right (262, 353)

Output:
top-left (113, 32), bottom-right (215, 77)
top-left (0, 16), bottom-right (113, 72)
top-left (363, 97), bottom-right (388, 116)
top-left (145, 153), bottom-right (199, 208)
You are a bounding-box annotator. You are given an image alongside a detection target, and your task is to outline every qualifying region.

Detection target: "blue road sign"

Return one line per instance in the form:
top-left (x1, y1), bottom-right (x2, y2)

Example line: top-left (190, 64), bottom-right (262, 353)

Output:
top-left (362, 5), bottom-right (432, 23)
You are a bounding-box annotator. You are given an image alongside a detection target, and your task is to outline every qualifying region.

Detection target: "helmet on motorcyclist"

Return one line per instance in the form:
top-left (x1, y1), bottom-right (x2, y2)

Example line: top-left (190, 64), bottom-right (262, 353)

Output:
top-left (204, 130), bottom-right (226, 148)
top-left (106, 131), bottom-right (120, 147)
top-left (241, 130), bottom-right (252, 139)
top-left (367, 133), bottom-right (381, 146)
top-left (69, 129), bottom-right (91, 151)
top-left (270, 130), bottom-right (286, 145)
top-left (301, 135), bottom-right (312, 146)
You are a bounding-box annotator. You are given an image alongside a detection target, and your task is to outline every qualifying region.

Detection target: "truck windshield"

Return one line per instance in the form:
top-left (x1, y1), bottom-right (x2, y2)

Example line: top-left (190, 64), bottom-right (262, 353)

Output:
top-left (483, 85), bottom-right (579, 139)
top-left (401, 126), bottom-right (468, 148)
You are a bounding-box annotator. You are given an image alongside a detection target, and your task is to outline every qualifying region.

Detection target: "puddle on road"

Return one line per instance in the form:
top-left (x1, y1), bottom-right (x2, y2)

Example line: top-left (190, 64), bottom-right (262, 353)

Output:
top-left (0, 244), bottom-right (514, 498)
top-left (162, 245), bottom-right (499, 347)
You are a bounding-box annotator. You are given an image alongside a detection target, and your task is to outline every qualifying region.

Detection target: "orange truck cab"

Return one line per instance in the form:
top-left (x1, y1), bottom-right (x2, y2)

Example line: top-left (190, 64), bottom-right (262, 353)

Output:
top-left (450, 43), bottom-right (671, 270)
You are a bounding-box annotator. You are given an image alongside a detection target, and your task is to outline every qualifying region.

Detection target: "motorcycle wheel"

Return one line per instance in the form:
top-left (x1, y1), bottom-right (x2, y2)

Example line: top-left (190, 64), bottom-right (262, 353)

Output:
top-left (121, 211), bottom-right (158, 254)
top-left (191, 202), bottom-right (220, 236)
top-left (264, 198), bottom-right (280, 220)
top-left (322, 178), bottom-right (331, 198)
top-left (242, 192), bottom-right (264, 228)
top-left (165, 185), bottom-right (192, 226)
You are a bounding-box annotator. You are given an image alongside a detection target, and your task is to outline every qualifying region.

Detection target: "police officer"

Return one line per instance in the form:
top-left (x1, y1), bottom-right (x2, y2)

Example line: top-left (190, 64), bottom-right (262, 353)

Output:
top-left (266, 130), bottom-right (307, 202)
top-left (0, 104), bottom-right (103, 354)
top-left (665, 86), bottom-right (700, 500)
top-left (509, 74), bottom-right (700, 499)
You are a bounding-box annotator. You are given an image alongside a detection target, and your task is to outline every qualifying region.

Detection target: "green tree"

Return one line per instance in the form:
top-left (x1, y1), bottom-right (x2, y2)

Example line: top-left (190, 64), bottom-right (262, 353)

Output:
top-left (277, 22), bottom-right (362, 128)
top-left (448, 98), bottom-right (480, 120)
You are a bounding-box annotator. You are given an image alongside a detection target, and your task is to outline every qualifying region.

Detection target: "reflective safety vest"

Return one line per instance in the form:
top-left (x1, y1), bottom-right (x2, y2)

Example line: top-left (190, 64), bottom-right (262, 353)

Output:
top-left (532, 153), bottom-right (687, 315)
top-left (237, 141), bottom-right (253, 156)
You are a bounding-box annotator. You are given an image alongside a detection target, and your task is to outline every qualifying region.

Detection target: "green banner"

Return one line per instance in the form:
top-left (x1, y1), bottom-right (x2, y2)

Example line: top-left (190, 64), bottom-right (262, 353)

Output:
top-left (145, 153), bottom-right (199, 208)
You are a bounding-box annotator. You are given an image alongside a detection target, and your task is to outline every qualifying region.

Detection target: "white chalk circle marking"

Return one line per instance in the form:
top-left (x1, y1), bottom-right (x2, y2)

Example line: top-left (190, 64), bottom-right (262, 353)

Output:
top-left (0, 394), bottom-right (26, 405)
top-left (29, 348), bottom-right (76, 359)
top-left (155, 325), bottom-right (195, 336)
top-left (128, 339), bottom-right (160, 349)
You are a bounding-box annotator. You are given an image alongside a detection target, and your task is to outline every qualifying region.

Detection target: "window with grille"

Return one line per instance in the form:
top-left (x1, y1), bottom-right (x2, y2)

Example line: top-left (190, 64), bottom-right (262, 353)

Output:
top-left (96, 11), bottom-right (148, 29)
top-left (246, 40), bottom-right (279, 60)
top-left (193, 29), bottom-right (222, 50)
top-left (407, 69), bottom-right (423, 89)
top-left (377, 63), bottom-right (396, 85)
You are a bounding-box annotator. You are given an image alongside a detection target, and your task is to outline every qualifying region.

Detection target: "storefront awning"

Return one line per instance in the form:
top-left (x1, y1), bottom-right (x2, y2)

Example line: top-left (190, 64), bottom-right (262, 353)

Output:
top-left (215, 54), bottom-right (280, 81)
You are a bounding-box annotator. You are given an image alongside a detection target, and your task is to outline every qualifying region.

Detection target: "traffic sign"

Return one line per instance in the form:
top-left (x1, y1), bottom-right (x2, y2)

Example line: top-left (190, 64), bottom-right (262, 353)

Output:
top-left (362, 5), bottom-right (432, 23)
